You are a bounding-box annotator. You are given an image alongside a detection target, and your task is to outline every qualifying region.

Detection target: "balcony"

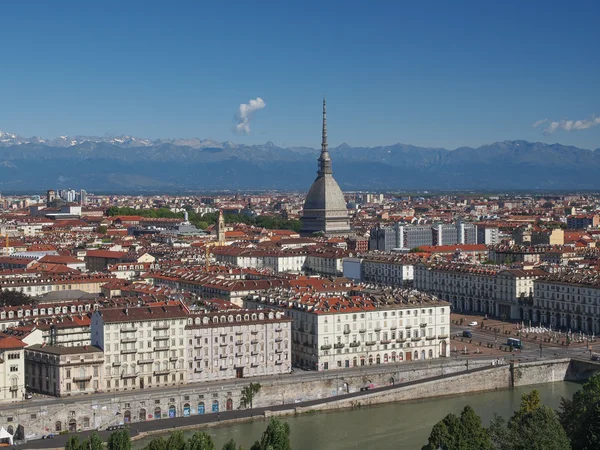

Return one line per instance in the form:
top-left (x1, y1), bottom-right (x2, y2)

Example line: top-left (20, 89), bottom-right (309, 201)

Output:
top-left (153, 324), bottom-right (170, 331)
top-left (359, 329), bottom-right (366, 333)
top-left (396, 338), bottom-right (407, 343)
top-left (120, 349), bottom-right (137, 355)
top-left (220, 342), bottom-right (228, 347)
top-left (193, 343), bottom-right (203, 349)
top-left (412, 337), bottom-right (422, 342)
top-left (390, 325), bottom-right (397, 330)
top-left (73, 375), bottom-right (92, 382)
top-left (405, 324), bottom-right (412, 329)
top-left (275, 360), bottom-right (283, 365)
top-left (235, 330), bottom-right (243, 335)
top-left (153, 346), bottom-right (170, 352)
top-left (194, 356), bottom-right (203, 361)
top-left (9, 386), bottom-right (19, 392)
top-left (350, 342), bottom-right (360, 347)
top-left (194, 368), bottom-right (203, 373)
top-left (235, 340), bottom-right (243, 346)
top-left (120, 337), bottom-right (137, 343)
top-left (420, 323), bottom-right (427, 328)
top-left (220, 332), bottom-right (228, 337)
top-left (374, 327), bottom-right (381, 332)
top-left (275, 327), bottom-right (282, 332)
top-left (137, 358), bottom-right (154, 365)
top-left (334, 343), bottom-right (345, 349)
top-left (365, 341), bottom-right (376, 346)
top-left (251, 330), bottom-right (259, 335)
top-left (169, 356), bottom-right (178, 362)
top-left (121, 327), bottom-right (137, 333)
top-left (251, 362), bottom-right (259, 367)
top-left (251, 351), bottom-right (259, 356)
top-left (153, 336), bottom-right (169, 341)
top-left (438, 335), bottom-right (448, 339)
top-left (275, 337), bottom-right (283, 343)
top-left (153, 369), bottom-right (170, 376)
top-left (219, 354), bottom-right (227, 359)
top-left (320, 344), bottom-right (332, 350)
top-left (275, 348), bottom-right (284, 354)
top-left (120, 373), bottom-right (138, 379)
top-left (251, 339), bottom-right (259, 344)
top-left (380, 340), bottom-right (391, 345)
top-left (112, 361), bottom-right (122, 367)
top-left (426, 336), bottom-right (436, 341)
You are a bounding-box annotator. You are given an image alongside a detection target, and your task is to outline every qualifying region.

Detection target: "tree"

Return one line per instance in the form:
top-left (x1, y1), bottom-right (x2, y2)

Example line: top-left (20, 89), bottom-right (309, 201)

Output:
top-left (97, 225), bottom-right (108, 234)
top-left (107, 429), bottom-right (132, 450)
top-left (85, 431), bottom-right (104, 450)
top-left (166, 431), bottom-right (186, 450)
top-left (0, 290), bottom-right (32, 307)
top-left (221, 439), bottom-right (238, 450)
top-left (250, 418), bottom-right (291, 450)
top-left (421, 405), bottom-right (492, 450)
top-left (65, 435), bottom-right (81, 450)
top-left (144, 437), bottom-right (167, 450)
top-left (186, 432), bottom-right (216, 450)
top-left (490, 390), bottom-right (570, 450)
top-left (559, 374), bottom-right (600, 450)
top-left (240, 382), bottom-right (262, 411)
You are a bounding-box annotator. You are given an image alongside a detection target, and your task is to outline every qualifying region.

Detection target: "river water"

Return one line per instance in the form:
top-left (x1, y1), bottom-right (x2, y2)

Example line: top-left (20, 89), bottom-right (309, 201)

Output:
top-left (133, 381), bottom-right (580, 450)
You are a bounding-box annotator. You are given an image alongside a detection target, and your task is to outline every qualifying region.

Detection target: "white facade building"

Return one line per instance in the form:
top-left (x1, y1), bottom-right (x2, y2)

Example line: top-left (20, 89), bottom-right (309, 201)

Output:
top-left (245, 289), bottom-right (450, 371)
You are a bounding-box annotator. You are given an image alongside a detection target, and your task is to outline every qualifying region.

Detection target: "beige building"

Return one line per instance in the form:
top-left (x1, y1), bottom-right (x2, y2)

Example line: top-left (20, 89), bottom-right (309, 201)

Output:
top-left (25, 345), bottom-right (104, 397)
top-left (414, 262), bottom-right (546, 320)
top-left (186, 309), bottom-right (292, 383)
top-left (532, 271), bottom-right (600, 333)
top-left (91, 303), bottom-right (190, 392)
top-left (245, 289), bottom-right (450, 371)
top-left (0, 336), bottom-right (26, 402)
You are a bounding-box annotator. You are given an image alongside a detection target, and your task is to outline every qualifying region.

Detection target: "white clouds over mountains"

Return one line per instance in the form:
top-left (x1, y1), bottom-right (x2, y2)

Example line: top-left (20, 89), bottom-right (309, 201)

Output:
top-left (533, 116), bottom-right (600, 134)
top-left (235, 97), bottom-right (266, 134)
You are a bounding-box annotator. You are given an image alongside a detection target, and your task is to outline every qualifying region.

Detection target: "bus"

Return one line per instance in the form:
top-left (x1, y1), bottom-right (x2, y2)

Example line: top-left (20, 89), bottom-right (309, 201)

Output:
top-left (507, 338), bottom-right (523, 349)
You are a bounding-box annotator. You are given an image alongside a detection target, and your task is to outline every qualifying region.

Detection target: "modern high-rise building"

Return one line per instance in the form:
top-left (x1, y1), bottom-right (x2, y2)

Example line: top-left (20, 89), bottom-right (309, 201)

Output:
top-left (300, 99), bottom-right (352, 237)
top-left (369, 222), bottom-right (476, 251)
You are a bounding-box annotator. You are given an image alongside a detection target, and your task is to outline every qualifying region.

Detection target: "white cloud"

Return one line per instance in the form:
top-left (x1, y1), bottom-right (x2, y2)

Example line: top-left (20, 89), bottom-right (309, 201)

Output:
top-left (533, 116), bottom-right (600, 135)
top-left (235, 97), bottom-right (266, 134)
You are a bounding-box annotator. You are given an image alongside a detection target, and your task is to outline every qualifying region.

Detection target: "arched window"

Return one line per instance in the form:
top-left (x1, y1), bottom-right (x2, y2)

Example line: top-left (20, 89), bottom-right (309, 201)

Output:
top-left (55, 422), bottom-right (62, 432)
top-left (428, 349), bottom-right (433, 359)
top-left (139, 409), bottom-right (147, 421)
top-left (154, 407), bottom-right (161, 419)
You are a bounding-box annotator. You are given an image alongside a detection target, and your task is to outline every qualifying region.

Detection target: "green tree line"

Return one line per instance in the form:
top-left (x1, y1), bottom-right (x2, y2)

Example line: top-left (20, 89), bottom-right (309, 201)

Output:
top-left (106, 207), bottom-right (301, 232)
top-left (64, 418), bottom-right (291, 450)
top-left (422, 373), bottom-right (600, 450)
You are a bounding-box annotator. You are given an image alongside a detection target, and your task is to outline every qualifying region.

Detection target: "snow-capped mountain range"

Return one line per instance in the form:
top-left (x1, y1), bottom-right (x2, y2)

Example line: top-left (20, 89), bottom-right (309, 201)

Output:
top-left (0, 130), bottom-right (238, 149)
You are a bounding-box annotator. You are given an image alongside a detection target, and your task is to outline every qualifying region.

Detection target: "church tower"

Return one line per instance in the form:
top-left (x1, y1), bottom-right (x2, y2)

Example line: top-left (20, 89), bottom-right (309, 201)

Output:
top-left (217, 210), bottom-right (226, 244)
top-left (300, 99), bottom-right (352, 237)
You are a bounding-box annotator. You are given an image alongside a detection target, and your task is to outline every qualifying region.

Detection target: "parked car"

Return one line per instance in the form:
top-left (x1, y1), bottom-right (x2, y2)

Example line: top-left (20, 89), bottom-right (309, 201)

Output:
top-left (468, 321), bottom-right (478, 326)
top-left (25, 393), bottom-right (33, 400)
top-left (462, 330), bottom-right (472, 338)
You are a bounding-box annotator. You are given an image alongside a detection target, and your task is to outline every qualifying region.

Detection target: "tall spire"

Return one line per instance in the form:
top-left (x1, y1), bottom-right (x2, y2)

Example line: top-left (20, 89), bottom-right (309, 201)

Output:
top-left (318, 97), bottom-right (332, 176)
top-left (322, 97), bottom-right (327, 153)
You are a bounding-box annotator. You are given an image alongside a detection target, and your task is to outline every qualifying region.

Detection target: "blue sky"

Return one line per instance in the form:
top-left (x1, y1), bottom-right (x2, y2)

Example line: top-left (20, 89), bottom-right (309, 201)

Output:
top-left (1, 1), bottom-right (599, 149)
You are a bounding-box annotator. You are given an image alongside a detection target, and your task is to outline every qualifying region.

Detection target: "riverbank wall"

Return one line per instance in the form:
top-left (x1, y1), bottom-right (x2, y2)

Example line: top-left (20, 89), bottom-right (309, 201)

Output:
top-left (4, 357), bottom-right (597, 443)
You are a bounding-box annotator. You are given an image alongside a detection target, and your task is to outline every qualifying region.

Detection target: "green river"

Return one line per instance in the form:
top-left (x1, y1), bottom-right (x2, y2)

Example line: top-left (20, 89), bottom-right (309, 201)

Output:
top-left (133, 381), bottom-right (580, 449)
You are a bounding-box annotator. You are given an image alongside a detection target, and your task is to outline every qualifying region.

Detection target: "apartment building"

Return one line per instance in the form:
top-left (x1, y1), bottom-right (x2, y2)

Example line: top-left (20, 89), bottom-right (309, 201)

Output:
top-left (91, 302), bottom-right (190, 392)
top-left (532, 271), bottom-right (600, 333)
top-left (25, 345), bottom-right (104, 397)
top-left (0, 273), bottom-right (115, 297)
top-left (186, 309), bottom-right (292, 383)
top-left (342, 255), bottom-right (417, 286)
top-left (0, 336), bottom-right (26, 402)
top-left (414, 262), bottom-right (546, 319)
top-left (245, 289), bottom-right (450, 371)
top-left (0, 301), bottom-right (97, 332)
